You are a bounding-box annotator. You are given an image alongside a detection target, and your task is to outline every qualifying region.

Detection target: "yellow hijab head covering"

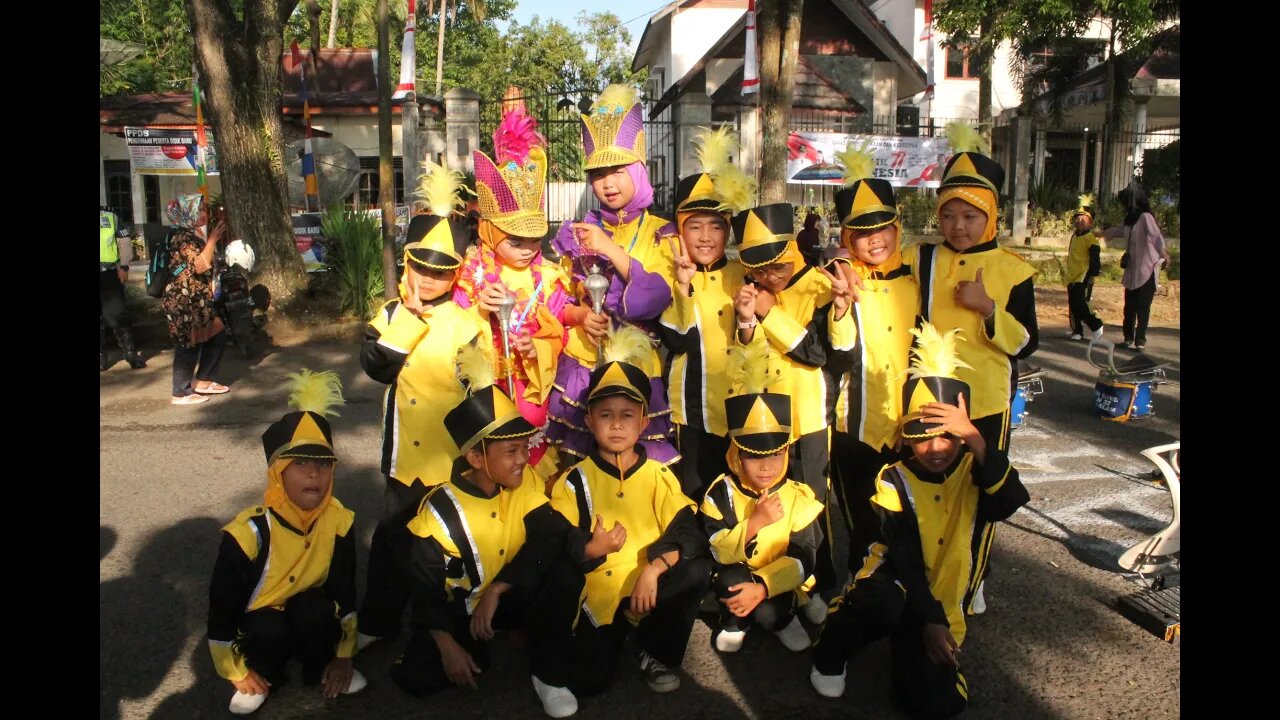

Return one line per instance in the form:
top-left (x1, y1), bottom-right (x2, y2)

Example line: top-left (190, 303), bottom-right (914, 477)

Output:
top-left (261, 369), bottom-right (346, 531)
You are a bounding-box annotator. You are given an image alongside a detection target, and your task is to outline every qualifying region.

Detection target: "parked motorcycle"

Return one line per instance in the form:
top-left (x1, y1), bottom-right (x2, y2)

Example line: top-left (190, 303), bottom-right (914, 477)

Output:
top-left (214, 240), bottom-right (268, 359)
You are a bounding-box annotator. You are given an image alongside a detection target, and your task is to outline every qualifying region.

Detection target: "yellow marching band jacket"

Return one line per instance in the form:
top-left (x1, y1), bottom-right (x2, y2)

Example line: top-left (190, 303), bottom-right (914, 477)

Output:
top-left (698, 473), bottom-right (825, 600)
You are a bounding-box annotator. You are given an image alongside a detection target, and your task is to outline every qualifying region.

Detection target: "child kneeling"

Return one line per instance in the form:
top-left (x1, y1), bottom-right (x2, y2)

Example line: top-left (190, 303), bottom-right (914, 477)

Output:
top-left (699, 344), bottom-right (824, 654)
top-left (206, 370), bottom-right (365, 715)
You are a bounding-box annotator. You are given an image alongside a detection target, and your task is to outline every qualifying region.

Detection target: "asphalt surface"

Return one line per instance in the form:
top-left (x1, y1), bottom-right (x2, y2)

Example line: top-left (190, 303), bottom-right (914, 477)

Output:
top-left (101, 314), bottom-right (1180, 720)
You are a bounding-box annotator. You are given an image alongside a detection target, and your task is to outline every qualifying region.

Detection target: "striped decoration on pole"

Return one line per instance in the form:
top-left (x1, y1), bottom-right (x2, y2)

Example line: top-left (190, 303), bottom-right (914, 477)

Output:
top-left (192, 62), bottom-right (210, 206)
top-left (742, 0), bottom-right (759, 95)
top-left (290, 40), bottom-right (320, 211)
top-left (393, 0), bottom-right (417, 100)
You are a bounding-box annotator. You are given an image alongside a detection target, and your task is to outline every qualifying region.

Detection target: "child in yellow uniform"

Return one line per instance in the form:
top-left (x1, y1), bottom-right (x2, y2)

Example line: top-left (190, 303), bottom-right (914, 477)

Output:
top-left (824, 144), bottom-right (920, 609)
top-left (732, 201), bottom-right (856, 615)
top-left (207, 370), bottom-right (365, 715)
top-left (1065, 194), bottom-right (1104, 341)
top-left (657, 126), bottom-right (757, 498)
top-left (390, 345), bottom-right (574, 719)
top-left (902, 124), bottom-right (1038, 457)
top-left (700, 343), bottom-right (824, 654)
top-left (540, 327), bottom-right (712, 702)
top-left (810, 323), bottom-right (1029, 719)
top-left (358, 164), bottom-right (488, 645)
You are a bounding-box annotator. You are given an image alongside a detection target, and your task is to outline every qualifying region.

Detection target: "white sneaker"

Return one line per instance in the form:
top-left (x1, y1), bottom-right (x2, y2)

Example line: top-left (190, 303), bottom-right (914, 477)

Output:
top-left (971, 582), bottom-right (987, 615)
top-left (714, 628), bottom-right (747, 653)
top-left (803, 593), bottom-right (828, 625)
top-left (229, 690), bottom-right (268, 715)
top-left (342, 669), bottom-right (368, 694)
top-left (775, 616), bottom-right (811, 652)
top-left (1069, 333), bottom-right (1084, 341)
top-left (1091, 324), bottom-right (1105, 342)
top-left (810, 665), bottom-right (847, 698)
top-left (532, 675), bottom-right (579, 718)
top-left (356, 632), bottom-right (380, 652)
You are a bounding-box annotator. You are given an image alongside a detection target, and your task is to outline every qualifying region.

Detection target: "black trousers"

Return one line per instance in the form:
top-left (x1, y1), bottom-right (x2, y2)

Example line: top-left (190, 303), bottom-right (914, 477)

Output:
top-left (1067, 281), bottom-right (1101, 334)
top-left (359, 477), bottom-right (434, 639)
top-left (793, 428), bottom-right (846, 599)
top-left (674, 425), bottom-right (731, 501)
top-left (831, 433), bottom-right (900, 572)
top-left (535, 553), bottom-right (712, 696)
top-left (390, 586), bottom-right (541, 697)
top-left (1122, 274), bottom-right (1157, 346)
top-left (967, 412), bottom-right (1009, 591)
top-left (812, 573), bottom-right (967, 720)
top-left (712, 563), bottom-right (796, 632)
top-left (171, 330), bottom-right (227, 396)
top-left (239, 588), bottom-right (341, 687)
top-left (100, 270), bottom-right (136, 352)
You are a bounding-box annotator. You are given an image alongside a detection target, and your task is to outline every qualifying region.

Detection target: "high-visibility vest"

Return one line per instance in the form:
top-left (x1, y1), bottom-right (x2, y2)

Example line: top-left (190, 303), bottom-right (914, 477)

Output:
top-left (100, 211), bottom-right (120, 264)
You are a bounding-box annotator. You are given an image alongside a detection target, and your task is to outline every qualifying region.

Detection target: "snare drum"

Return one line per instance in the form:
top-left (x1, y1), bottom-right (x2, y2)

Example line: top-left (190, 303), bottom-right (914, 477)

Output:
top-left (1094, 377), bottom-right (1156, 421)
top-left (1010, 376), bottom-right (1045, 429)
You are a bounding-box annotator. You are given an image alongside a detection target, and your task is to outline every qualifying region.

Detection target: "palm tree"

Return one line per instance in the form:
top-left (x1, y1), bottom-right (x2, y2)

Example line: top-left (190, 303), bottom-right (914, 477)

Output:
top-left (424, 0), bottom-right (487, 95)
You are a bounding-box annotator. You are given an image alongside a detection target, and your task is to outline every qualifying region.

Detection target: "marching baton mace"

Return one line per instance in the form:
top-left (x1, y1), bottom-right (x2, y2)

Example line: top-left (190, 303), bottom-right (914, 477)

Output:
top-left (584, 263), bottom-right (610, 368)
top-left (497, 293), bottom-right (518, 393)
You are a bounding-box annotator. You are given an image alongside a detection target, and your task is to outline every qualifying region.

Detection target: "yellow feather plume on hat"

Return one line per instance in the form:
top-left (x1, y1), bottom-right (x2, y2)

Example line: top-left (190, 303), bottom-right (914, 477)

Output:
top-left (286, 369), bottom-right (345, 417)
top-left (454, 342), bottom-right (496, 394)
top-left (692, 125), bottom-right (758, 215)
top-left (602, 324), bottom-right (654, 367)
top-left (727, 340), bottom-right (771, 396)
top-left (836, 138), bottom-right (876, 186)
top-left (592, 83), bottom-right (639, 113)
top-left (1077, 193), bottom-right (1095, 209)
top-left (905, 322), bottom-right (973, 380)
top-left (694, 125), bottom-right (735, 176)
top-left (415, 158), bottom-right (471, 218)
top-left (945, 122), bottom-right (989, 155)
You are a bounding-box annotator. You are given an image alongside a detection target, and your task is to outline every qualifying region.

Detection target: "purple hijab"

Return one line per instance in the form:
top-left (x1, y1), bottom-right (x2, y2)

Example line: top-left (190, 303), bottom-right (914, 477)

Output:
top-left (588, 161), bottom-right (653, 226)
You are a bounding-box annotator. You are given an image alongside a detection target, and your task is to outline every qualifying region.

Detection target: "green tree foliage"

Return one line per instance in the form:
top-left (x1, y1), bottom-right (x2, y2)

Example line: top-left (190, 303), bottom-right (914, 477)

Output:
top-left (100, 0), bottom-right (197, 95)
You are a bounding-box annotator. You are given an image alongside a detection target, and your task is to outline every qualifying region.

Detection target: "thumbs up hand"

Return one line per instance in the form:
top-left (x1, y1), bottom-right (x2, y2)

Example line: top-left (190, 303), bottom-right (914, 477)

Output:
top-left (955, 267), bottom-right (996, 317)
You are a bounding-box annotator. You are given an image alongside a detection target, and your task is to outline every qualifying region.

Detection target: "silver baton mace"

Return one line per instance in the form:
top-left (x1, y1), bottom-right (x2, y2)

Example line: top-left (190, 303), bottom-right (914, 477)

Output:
top-left (497, 293), bottom-right (517, 392)
top-left (584, 264), bottom-right (610, 368)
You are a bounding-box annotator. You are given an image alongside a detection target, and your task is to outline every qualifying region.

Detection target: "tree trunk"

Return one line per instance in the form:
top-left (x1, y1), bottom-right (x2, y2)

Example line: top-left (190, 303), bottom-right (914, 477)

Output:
top-left (377, 0), bottom-right (399, 298)
top-left (977, 12), bottom-right (994, 148)
top-left (327, 0), bottom-right (339, 48)
top-left (306, 0), bottom-right (322, 54)
top-left (758, 0), bottom-right (783, 204)
top-left (1099, 24), bottom-right (1118, 215)
top-left (187, 0), bottom-right (307, 306)
top-left (435, 1), bottom-right (448, 95)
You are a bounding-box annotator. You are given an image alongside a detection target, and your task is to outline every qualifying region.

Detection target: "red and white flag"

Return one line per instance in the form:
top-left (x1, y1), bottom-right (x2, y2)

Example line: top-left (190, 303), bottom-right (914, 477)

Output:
top-left (742, 0), bottom-right (759, 95)
top-left (393, 0), bottom-right (417, 99)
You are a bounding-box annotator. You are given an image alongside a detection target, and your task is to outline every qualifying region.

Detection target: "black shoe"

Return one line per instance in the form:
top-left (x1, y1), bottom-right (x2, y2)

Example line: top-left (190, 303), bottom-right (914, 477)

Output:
top-left (100, 352), bottom-right (112, 372)
top-left (124, 351), bottom-right (146, 370)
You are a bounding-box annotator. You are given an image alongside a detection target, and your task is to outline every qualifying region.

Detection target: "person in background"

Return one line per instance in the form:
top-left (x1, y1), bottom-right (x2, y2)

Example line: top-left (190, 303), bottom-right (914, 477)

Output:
top-left (100, 205), bottom-right (146, 371)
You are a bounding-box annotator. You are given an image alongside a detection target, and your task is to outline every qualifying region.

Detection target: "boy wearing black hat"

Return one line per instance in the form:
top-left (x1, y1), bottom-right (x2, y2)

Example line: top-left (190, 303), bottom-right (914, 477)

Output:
top-left (732, 200), bottom-right (856, 621)
top-left (658, 126), bottom-right (756, 498)
top-left (1066, 194), bottom-right (1104, 341)
top-left (825, 144), bottom-right (921, 601)
top-left (207, 370), bottom-right (366, 715)
top-left (389, 344), bottom-right (575, 718)
top-left (699, 342), bottom-right (824, 654)
top-left (540, 326), bottom-right (712, 700)
top-left (358, 164), bottom-right (488, 648)
top-left (809, 323), bottom-right (1029, 718)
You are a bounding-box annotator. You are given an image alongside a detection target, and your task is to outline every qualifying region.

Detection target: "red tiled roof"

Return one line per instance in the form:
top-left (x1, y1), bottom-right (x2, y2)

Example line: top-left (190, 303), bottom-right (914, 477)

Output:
top-left (99, 93), bottom-right (329, 139)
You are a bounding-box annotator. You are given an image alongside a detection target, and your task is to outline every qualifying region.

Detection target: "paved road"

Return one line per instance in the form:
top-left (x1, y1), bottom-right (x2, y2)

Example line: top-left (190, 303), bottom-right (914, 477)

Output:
top-left (101, 319), bottom-right (1179, 720)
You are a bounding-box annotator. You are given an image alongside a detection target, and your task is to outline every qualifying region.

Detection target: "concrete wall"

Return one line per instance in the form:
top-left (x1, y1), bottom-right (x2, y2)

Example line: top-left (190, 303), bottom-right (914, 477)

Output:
top-left (310, 115), bottom-right (403, 158)
top-left (669, 6), bottom-right (746, 90)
